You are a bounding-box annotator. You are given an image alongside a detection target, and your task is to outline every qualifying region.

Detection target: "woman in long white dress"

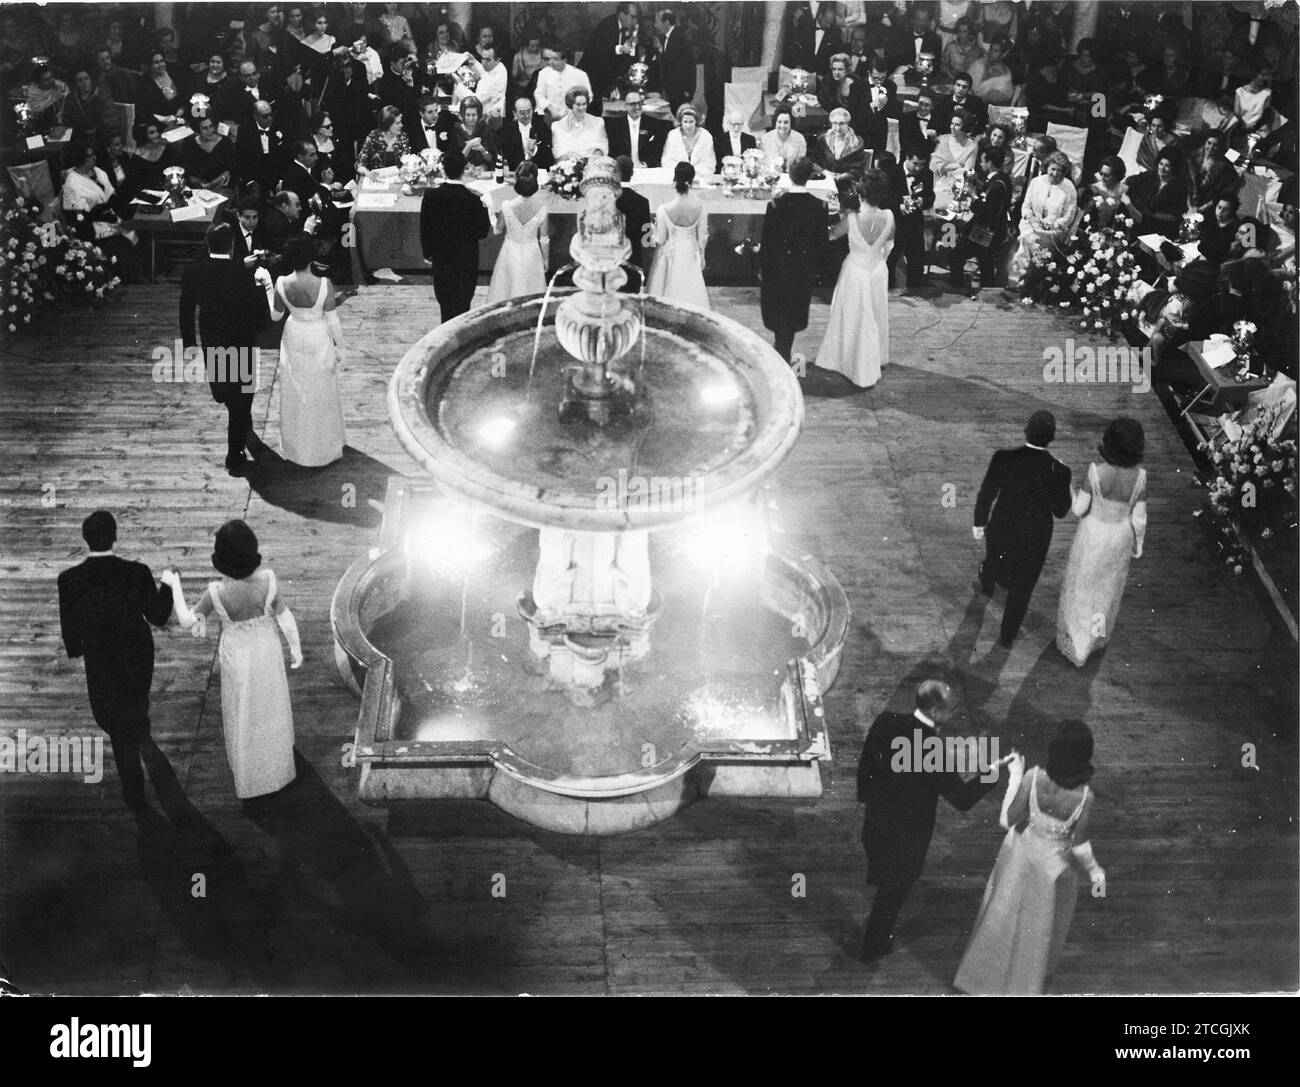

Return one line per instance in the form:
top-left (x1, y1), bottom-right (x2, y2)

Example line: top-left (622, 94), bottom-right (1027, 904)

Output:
top-left (954, 721), bottom-right (1105, 994)
top-left (1056, 418), bottom-right (1148, 666)
top-left (930, 107), bottom-right (978, 211)
top-left (661, 103), bottom-right (717, 175)
top-left (163, 521), bottom-right (302, 800)
top-left (816, 171), bottom-right (894, 388)
top-left (646, 161), bottom-right (709, 309)
top-left (1010, 150), bottom-right (1078, 281)
top-left (267, 238), bottom-right (346, 467)
top-left (486, 162), bottom-right (548, 303)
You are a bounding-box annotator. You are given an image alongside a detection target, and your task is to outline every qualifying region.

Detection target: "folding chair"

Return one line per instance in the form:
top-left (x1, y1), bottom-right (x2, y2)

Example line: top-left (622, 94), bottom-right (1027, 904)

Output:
top-left (6, 161), bottom-right (59, 223)
top-left (1046, 121), bottom-right (1088, 184)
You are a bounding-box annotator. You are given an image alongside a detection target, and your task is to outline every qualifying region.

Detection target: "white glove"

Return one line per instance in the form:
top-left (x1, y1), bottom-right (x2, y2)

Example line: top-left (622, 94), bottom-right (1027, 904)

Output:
top-left (303, 214), bottom-right (319, 235)
top-left (998, 753), bottom-right (1025, 828)
top-left (1071, 840), bottom-right (1106, 893)
top-left (276, 606), bottom-right (303, 669)
top-left (972, 525), bottom-right (985, 540)
top-left (253, 267), bottom-right (272, 289)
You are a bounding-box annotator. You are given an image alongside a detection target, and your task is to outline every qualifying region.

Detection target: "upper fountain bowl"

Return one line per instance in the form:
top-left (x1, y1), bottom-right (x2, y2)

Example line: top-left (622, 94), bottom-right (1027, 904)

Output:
top-left (389, 293), bottom-right (804, 532)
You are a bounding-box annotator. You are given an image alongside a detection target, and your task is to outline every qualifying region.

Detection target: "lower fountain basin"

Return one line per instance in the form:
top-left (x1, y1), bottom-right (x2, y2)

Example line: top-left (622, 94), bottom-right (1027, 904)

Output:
top-left (332, 479), bottom-right (848, 835)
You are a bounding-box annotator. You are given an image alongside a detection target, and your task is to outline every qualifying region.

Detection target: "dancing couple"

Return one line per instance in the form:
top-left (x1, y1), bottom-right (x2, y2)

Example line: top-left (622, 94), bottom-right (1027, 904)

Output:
top-left (974, 411), bottom-right (1149, 662)
top-left (759, 160), bottom-right (894, 388)
top-left (857, 683), bottom-right (1107, 995)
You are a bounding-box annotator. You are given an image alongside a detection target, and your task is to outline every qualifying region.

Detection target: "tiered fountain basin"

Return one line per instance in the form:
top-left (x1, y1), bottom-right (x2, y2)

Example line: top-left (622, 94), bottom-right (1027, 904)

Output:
top-left (331, 294), bottom-right (848, 835)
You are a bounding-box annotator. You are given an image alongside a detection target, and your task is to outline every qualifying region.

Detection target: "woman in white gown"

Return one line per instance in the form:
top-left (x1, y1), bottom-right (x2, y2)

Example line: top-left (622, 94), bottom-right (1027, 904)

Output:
top-left (661, 103), bottom-right (717, 175)
top-left (1010, 150), bottom-right (1078, 281)
top-left (486, 162), bottom-right (548, 303)
top-left (1056, 418), bottom-right (1148, 666)
top-left (954, 721), bottom-right (1105, 994)
top-left (267, 238), bottom-right (346, 467)
top-left (816, 171), bottom-right (894, 388)
top-left (646, 161), bottom-right (709, 309)
top-left (930, 107), bottom-right (978, 211)
top-left (163, 521), bottom-right (302, 800)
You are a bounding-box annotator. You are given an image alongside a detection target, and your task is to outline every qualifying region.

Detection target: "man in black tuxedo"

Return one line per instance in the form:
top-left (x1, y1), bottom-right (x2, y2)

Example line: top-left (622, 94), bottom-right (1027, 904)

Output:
top-left (179, 223), bottom-right (272, 475)
top-left (760, 156), bottom-right (827, 363)
top-left (585, 3), bottom-right (643, 107)
top-left (262, 190), bottom-right (316, 258)
top-left (605, 89), bottom-right (667, 167)
top-left (717, 110), bottom-right (757, 160)
top-left (855, 57), bottom-right (900, 153)
top-left (888, 149), bottom-right (934, 288)
top-left (973, 410), bottom-right (1073, 647)
top-left (409, 95), bottom-right (457, 154)
top-left (278, 140), bottom-right (329, 207)
top-left (857, 680), bottom-right (1002, 962)
top-left (58, 511), bottom-right (175, 812)
top-left (498, 96), bottom-right (554, 170)
top-left (233, 99), bottom-right (287, 196)
top-left (219, 60), bottom-right (271, 130)
top-left (898, 88), bottom-right (940, 159)
top-left (420, 151), bottom-right (491, 322)
top-left (655, 8), bottom-right (695, 114)
top-left (229, 197), bottom-right (270, 265)
top-left (615, 155), bottom-right (651, 292)
top-left (886, 5), bottom-right (941, 75)
top-left (372, 43), bottom-right (421, 134)
top-left (810, 2), bottom-right (844, 84)
top-left (932, 73), bottom-right (988, 137)
top-left (949, 145), bottom-right (1012, 289)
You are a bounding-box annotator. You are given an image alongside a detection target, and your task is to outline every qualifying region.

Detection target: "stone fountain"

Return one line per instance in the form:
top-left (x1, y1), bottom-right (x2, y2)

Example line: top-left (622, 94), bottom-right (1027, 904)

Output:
top-left (332, 156), bottom-right (848, 835)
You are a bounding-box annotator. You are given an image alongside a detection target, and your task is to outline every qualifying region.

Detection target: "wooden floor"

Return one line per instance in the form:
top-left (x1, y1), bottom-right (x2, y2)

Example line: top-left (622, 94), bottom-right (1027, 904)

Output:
top-left (1, 282), bottom-right (1295, 995)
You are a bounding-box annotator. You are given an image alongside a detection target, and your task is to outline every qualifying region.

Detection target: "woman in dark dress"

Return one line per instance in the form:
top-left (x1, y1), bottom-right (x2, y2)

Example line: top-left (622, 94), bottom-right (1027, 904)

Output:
top-left (1128, 148), bottom-right (1188, 235)
top-left (183, 115), bottom-right (236, 194)
top-left (126, 121), bottom-right (179, 193)
top-left (136, 50), bottom-right (188, 131)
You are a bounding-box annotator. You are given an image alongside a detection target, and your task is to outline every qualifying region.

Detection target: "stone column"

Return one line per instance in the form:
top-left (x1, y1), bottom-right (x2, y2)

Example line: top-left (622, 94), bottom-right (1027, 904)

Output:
top-left (761, 0), bottom-right (784, 74)
top-left (1069, 0), bottom-right (1099, 53)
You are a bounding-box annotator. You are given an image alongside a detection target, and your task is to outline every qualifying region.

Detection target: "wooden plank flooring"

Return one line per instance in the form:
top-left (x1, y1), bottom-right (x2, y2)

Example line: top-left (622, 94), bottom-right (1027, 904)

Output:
top-left (0, 282), bottom-right (1295, 995)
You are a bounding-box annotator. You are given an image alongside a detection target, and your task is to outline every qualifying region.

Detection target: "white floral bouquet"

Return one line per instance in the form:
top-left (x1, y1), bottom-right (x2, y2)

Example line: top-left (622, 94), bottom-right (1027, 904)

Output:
top-left (1197, 404), bottom-right (1297, 571)
top-left (1, 199), bottom-right (122, 337)
top-left (547, 156), bottom-right (588, 199)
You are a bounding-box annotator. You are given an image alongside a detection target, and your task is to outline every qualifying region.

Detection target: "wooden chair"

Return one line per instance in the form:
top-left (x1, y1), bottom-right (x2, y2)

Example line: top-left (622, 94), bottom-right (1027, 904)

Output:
top-left (5, 160), bottom-right (60, 223)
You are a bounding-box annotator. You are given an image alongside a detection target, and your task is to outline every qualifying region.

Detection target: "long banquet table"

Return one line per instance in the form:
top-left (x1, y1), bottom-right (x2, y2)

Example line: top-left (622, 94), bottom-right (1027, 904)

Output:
top-left (348, 168), bottom-right (840, 283)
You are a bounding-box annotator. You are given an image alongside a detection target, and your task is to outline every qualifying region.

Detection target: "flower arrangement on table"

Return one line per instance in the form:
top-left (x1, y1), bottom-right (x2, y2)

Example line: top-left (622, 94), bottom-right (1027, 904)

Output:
top-left (1195, 403), bottom-right (1298, 573)
top-left (1018, 216), bottom-right (1142, 337)
top-left (1231, 319), bottom-right (1260, 379)
top-left (1008, 107), bottom-right (1029, 147)
top-left (547, 155), bottom-right (588, 199)
top-left (720, 154), bottom-right (743, 194)
top-left (398, 147), bottom-right (442, 192)
top-left (1, 198), bottom-right (122, 337)
top-left (1180, 210), bottom-right (1203, 243)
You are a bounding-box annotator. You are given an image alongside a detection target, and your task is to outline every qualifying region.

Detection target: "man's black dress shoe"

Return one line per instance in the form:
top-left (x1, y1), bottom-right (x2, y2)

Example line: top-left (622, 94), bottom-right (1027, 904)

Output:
top-left (859, 935), bottom-right (894, 964)
top-left (226, 457), bottom-right (254, 477)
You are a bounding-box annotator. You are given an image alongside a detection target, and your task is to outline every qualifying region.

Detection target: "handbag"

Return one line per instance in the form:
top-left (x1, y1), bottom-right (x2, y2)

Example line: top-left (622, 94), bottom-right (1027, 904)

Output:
top-left (969, 224), bottom-right (995, 248)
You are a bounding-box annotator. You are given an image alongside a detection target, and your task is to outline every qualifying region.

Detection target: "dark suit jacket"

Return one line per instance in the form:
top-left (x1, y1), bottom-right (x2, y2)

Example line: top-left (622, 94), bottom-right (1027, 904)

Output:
top-left (933, 91), bottom-right (988, 136)
top-left (886, 27), bottom-right (942, 74)
top-left (372, 70), bottom-right (421, 134)
top-left (659, 27), bottom-right (695, 111)
top-left (857, 710), bottom-right (996, 884)
top-left (497, 117), bottom-right (554, 170)
top-left (760, 190), bottom-right (826, 333)
top-left (811, 25), bottom-right (845, 79)
top-left (218, 81), bottom-right (272, 129)
top-left (855, 79), bottom-right (901, 150)
top-left (278, 160), bottom-right (328, 206)
top-left (617, 186), bottom-right (652, 282)
top-left (898, 111), bottom-right (940, 158)
top-left (605, 114), bottom-right (669, 167)
top-left (970, 171), bottom-right (1012, 245)
top-left (584, 13), bottom-right (634, 100)
top-left (230, 222), bottom-right (270, 264)
top-left (234, 123), bottom-right (288, 191)
top-left (716, 131), bottom-right (757, 160)
top-left (178, 256), bottom-right (271, 402)
top-left (409, 111), bottom-right (459, 154)
top-left (1129, 172), bottom-right (1190, 234)
top-left (891, 165), bottom-right (935, 232)
top-left (58, 555), bottom-right (173, 715)
top-left (974, 445), bottom-right (1072, 590)
top-left (419, 181), bottom-right (491, 264)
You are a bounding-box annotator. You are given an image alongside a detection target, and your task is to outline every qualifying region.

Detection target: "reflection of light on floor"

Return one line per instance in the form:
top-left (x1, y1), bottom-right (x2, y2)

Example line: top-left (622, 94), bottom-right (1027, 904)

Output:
top-left (680, 689), bottom-right (792, 741)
